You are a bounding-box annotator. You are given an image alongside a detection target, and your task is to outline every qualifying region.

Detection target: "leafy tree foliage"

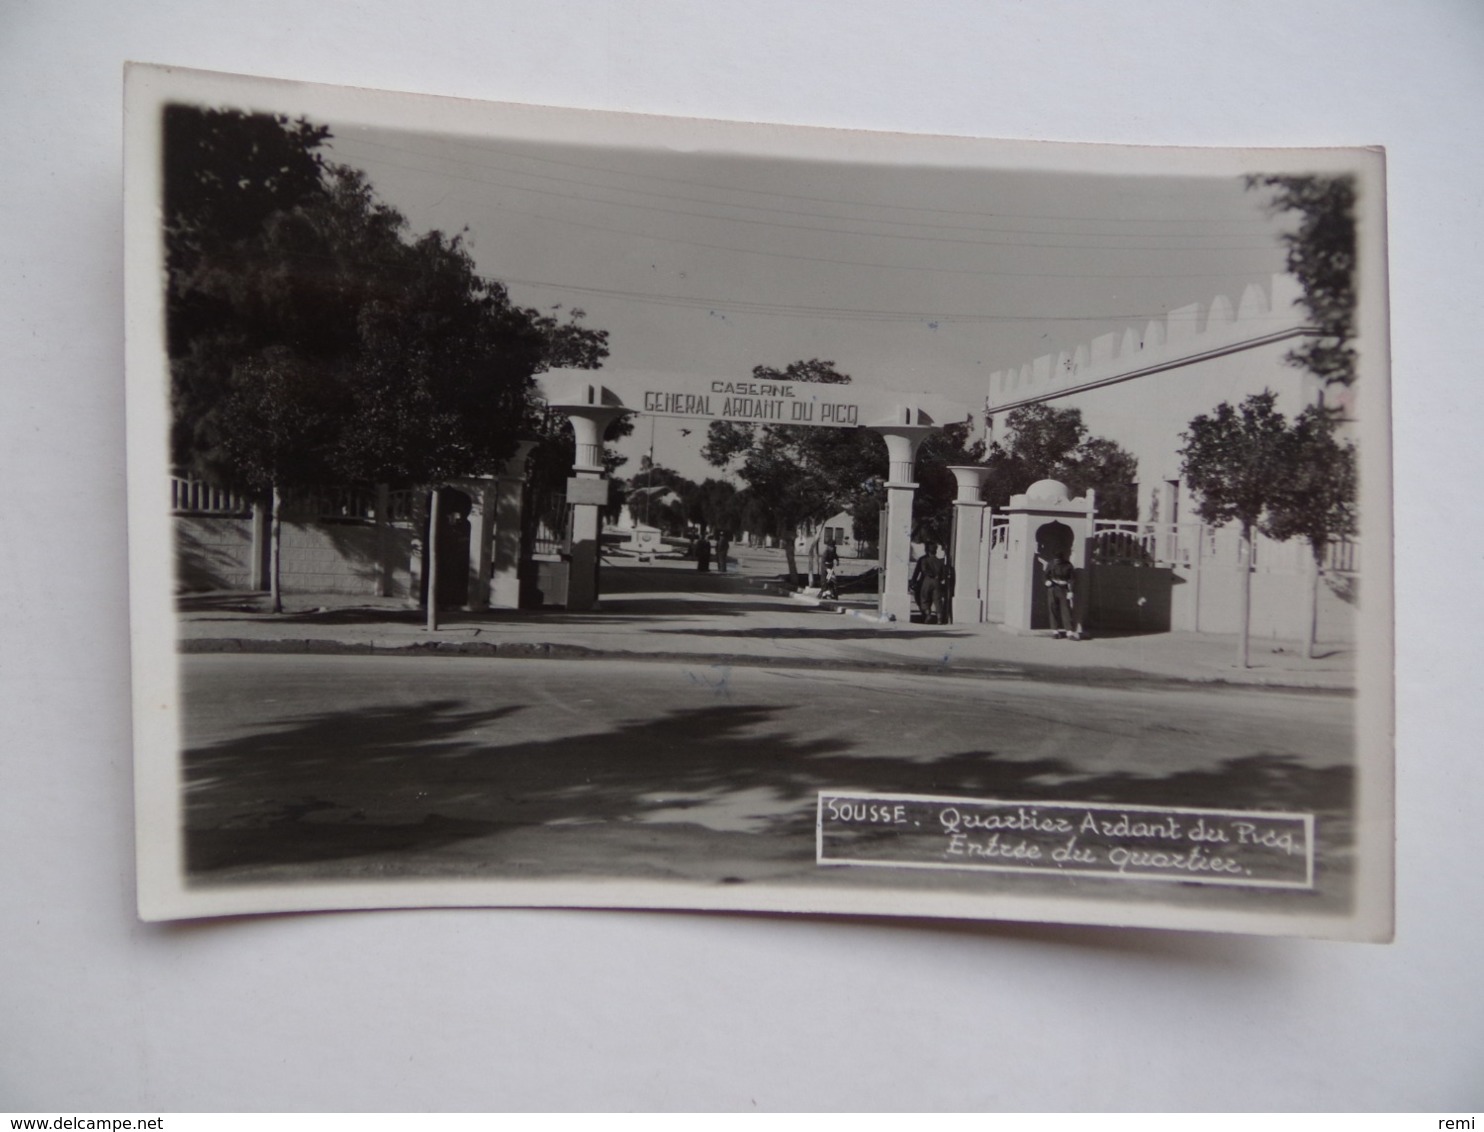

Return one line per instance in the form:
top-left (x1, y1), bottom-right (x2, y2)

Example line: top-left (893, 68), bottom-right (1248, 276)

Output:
top-left (910, 421), bottom-right (987, 546)
top-left (1247, 174), bottom-right (1358, 387)
top-left (1180, 392), bottom-right (1291, 533)
top-left (1263, 406), bottom-right (1358, 553)
top-left (671, 477), bottom-right (736, 536)
top-left (985, 404), bottom-right (1139, 519)
top-left (703, 360), bottom-right (886, 583)
top-left (622, 462), bottom-right (694, 533)
top-left (168, 119), bottom-right (607, 488)
top-left (164, 104), bottom-right (609, 605)
top-left (1179, 391), bottom-right (1293, 667)
top-left (1263, 405), bottom-right (1358, 657)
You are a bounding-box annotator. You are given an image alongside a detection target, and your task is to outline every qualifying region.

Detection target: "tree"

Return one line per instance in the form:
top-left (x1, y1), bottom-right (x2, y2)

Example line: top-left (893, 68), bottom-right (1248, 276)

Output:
top-left (985, 404), bottom-right (1139, 519)
top-left (213, 349), bottom-right (343, 611)
top-left (1247, 174), bottom-right (1358, 388)
top-left (1263, 406), bottom-right (1358, 658)
top-left (689, 478), bottom-right (740, 537)
top-left (622, 462), bottom-right (695, 534)
top-left (1179, 391), bottom-right (1292, 668)
top-left (164, 105), bottom-right (609, 611)
top-left (703, 360), bottom-right (885, 585)
top-left (910, 421), bottom-right (986, 547)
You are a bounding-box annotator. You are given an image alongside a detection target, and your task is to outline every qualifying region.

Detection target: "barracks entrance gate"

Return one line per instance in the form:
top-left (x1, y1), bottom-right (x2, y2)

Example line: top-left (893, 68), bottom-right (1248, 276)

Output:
top-left (540, 367), bottom-right (969, 622)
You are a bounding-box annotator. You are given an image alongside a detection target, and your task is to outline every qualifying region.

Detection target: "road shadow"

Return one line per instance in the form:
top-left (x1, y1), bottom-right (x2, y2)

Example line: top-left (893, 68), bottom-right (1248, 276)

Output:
top-left (184, 697), bottom-right (1353, 885)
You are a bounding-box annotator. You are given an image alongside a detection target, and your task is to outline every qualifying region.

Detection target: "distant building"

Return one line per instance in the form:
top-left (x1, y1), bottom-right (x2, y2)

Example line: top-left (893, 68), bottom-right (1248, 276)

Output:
top-left (796, 510), bottom-right (873, 560)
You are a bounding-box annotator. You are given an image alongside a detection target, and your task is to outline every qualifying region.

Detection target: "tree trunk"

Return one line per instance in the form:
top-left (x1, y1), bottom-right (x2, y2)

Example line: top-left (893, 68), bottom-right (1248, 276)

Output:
top-left (1306, 544), bottom-right (1322, 660)
top-left (426, 488), bottom-right (441, 632)
top-left (269, 482), bottom-right (284, 615)
top-left (375, 483), bottom-right (392, 598)
top-left (1238, 523), bottom-right (1252, 669)
top-left (782, 522), bottom-right (800, 588)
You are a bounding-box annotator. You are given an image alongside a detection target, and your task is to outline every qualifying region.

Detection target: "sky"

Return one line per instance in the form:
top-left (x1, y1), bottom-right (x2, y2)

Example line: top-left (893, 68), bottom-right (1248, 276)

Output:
top-left (325, 122), bottom-right (1292, 482)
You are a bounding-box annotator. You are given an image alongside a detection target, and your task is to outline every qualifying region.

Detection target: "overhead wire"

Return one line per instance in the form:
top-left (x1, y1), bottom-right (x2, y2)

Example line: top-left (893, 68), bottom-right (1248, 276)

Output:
top-left (335, 138), bottom-right (1287, 255)
top-left (335, 131), bottom-right (1285, 234)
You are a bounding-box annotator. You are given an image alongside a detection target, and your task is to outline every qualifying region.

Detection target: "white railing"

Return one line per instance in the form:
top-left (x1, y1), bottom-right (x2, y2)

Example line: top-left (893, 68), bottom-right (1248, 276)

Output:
top-left (1088, 521), bottom-right (1160, 566)
top-left (1089, 519), bottom-right (1359, 577)
top-left (171, 476), bottom-right (251, 515)
top-left (284, 486), bottom-right (415, 523)
top-left (989, 517), bottom-right (1009, 556)
top-left (1323, 537), bottom-right (1359, 575)
top-left (172, 476), bottom-right (415, 523)
top-left (530, 494), bottom-right (568, 557)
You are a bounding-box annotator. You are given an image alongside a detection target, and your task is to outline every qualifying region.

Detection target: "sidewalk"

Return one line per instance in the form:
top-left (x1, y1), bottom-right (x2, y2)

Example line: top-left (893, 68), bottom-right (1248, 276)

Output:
top-left (176, 561), bottom-right (1357, 691)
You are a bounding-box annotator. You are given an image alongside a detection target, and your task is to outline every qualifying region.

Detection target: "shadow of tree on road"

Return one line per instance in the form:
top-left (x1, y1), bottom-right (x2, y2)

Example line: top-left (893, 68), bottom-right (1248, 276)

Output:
top-left (184, 696), bottom-right (1353, 886)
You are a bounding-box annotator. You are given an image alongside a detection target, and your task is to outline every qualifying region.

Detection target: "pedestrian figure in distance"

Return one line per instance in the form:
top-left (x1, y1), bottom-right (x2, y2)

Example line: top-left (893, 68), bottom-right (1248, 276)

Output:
top-left (716, 530), bottom-right (730, 574)
top-left (1042, 551), bottom-right (1078, 639)
top-left (697, 534), bottom-right (712, 572)
top-left (820, 538), bottom-right (840, 599)
top-left (916, 541), bottom-right (947, 624)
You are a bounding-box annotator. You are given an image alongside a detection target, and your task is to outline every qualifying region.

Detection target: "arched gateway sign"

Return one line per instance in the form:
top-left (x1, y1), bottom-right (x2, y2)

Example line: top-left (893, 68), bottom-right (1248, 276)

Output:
top-left (640, 380), bottom-right (864, 428)
top-left (539, 368), bottom-right (975, 621)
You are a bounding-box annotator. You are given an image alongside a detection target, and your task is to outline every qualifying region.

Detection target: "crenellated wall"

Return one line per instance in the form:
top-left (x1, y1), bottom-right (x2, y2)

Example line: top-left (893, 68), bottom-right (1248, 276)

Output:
top-left (985, 272), bottom-right (1325, 525)
top-left (987, 273), bottom-right (1309, 412)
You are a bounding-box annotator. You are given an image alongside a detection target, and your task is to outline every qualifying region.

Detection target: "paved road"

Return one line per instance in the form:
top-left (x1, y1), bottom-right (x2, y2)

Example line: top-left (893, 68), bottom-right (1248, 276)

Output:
top-left (180, 653), bottom-right (1355, 908)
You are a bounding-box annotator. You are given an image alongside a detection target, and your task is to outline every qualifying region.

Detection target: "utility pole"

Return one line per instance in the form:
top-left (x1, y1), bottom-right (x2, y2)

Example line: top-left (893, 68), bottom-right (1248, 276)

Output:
top-left (426, 488), bottom-right (441, 632)
top-left (644, 415), bottom-right (655, 527)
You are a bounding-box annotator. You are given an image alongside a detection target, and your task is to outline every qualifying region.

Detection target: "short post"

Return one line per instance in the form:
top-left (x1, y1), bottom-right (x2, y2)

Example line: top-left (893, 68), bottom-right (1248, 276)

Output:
top-left (426, 487), bottom-right (441, 632)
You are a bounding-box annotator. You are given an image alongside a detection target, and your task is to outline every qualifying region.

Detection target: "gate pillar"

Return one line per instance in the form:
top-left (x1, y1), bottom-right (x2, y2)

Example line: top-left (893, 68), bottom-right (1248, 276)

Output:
top-left (456, 475), bottom-right (496, 611)
top-left (870, 409), bottom-right (939, 623)
top-left (489, 440), bottom-right (537, 610)
top-left (1000, 479), bottom-right (1096, 633)
top-left (947, 465), bottom-right (991, 624)
top-left (551, 386), bottom-right (630, 612)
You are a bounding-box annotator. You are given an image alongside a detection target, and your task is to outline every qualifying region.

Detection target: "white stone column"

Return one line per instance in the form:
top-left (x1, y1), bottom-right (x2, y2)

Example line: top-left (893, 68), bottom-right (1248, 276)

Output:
top-left (551, 390), bottom-right (629, 612)
top-left (459, 476), bottom-right (497, 611)
top-left (489, 440), bottom-right (536, 610)
top-left (948, 465), bottom-right (990, 624)
top-left (870, 414), bottom-right (937, 623)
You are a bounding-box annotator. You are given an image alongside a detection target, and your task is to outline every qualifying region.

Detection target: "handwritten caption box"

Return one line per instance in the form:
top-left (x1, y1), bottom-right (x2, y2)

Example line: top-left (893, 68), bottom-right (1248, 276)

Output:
top-left (817, 792), bottom-right (1314, 889)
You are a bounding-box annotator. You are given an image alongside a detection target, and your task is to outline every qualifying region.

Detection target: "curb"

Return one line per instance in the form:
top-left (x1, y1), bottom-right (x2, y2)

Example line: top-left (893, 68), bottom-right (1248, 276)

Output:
top-left (178, 637), bottom-right (1355, 693)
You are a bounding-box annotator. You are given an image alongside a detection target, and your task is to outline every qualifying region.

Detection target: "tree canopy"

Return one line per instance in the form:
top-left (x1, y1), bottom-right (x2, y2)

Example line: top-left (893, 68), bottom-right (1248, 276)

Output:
top-left (1180, 390), bottom-right (1300, 667)
top-left (1263, 405), bottom-right (1358, 555)
top-left (1178, 391), bottom-right (1291, 534)
top-left (165, 104), bottom-right (609, 496)
top-left (703, 360), bottom-right (886, 541)
top-left (985, 403), bottom-right (1139, 519)
top-left (909, 421), bottom-right (987, 545)
top-left (1247, 173), bottom-right (1358, 387)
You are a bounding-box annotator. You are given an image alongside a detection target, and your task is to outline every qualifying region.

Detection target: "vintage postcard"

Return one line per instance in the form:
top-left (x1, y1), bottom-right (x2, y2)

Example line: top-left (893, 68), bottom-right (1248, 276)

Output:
top-left (126, 64), bottom-right (1392, 938)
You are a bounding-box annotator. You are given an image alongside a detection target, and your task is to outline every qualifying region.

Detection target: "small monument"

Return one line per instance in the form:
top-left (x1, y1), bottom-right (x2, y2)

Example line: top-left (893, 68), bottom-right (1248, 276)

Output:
top-left (623, 524), bottom-right (663, 557)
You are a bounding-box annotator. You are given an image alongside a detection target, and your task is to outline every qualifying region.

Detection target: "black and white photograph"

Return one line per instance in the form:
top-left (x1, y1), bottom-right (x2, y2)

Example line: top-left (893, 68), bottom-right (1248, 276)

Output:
top-left (126, 64), bottom-right (1392, 938)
